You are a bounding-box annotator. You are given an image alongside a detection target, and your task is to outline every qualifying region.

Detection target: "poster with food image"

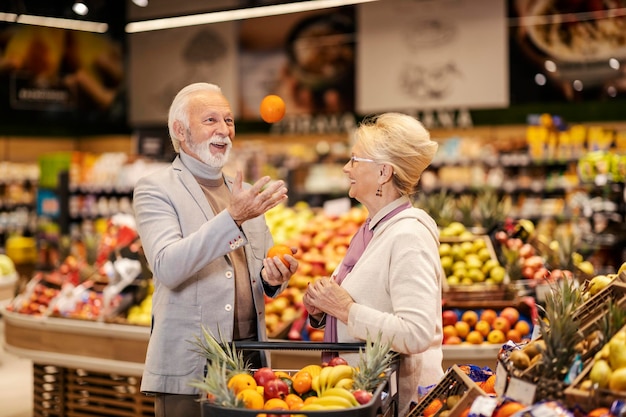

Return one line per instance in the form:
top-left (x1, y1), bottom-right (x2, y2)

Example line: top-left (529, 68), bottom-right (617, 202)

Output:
top-left (238, 6), bottom-right (356, 120)
top-left (509, 0), bottom-right (626, 102)
top-left (0, 24), bottom-right (126, 126)
top-left (357, 0), bottom-right (509, 113)
top-left (128, 21), bottom-right (238, 126)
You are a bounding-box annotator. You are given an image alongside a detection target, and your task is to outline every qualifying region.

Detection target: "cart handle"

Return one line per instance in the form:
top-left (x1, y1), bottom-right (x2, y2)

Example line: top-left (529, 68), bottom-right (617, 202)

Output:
top-left (234, 341), bottom-right (366, 352)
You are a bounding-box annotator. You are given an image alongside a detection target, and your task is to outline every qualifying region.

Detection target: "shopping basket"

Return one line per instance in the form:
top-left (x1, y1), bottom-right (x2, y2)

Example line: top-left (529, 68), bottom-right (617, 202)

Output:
top-left (200, 341), bottom-right (399, 417)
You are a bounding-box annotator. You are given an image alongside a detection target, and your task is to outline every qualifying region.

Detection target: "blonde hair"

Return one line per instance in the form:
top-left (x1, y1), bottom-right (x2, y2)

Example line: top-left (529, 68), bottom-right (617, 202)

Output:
top-left (168, 83), bottom-right (222, 152)
top-left (354, 113), bottom-right (438, 196)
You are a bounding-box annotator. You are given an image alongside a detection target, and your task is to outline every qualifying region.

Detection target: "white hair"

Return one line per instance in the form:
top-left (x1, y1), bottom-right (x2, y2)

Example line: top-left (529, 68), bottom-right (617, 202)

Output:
top-left (168, 83), bottom-right (222, 152)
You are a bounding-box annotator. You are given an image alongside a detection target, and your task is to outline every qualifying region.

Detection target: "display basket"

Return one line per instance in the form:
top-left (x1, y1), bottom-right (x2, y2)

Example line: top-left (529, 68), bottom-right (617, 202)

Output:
top-left (563, 360), bottom-right (625, 410)
top-left (201, 341), bottom-right (399, 417)
top-left (564, 322), bottom-right (626, 410)
top-left (573, 279), bottom-right (626, 329)
top-left (441, 234), bottom-right (514, 303)
top-left (406, 365), bottom-right (487, 417)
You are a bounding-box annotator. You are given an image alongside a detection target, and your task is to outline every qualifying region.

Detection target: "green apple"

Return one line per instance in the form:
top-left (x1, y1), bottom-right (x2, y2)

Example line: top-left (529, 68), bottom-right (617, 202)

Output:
top-left (0, 254), bottom-right (16, 276)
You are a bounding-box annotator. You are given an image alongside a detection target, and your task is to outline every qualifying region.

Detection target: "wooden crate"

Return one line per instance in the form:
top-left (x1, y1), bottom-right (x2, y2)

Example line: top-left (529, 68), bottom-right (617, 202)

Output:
top-left (33, 363), bottom-right (154, 417)
top-left (407, 365), bottom-right (487, 417)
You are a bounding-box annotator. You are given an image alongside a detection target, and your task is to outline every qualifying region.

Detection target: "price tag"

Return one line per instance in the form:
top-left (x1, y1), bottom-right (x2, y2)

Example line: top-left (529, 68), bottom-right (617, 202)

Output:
top-left (505, 377), bottom-right (536, 405)
top-left (494, 361), bottom-right (508, 397)
top-left (469, 395), bottom-right (498, 417)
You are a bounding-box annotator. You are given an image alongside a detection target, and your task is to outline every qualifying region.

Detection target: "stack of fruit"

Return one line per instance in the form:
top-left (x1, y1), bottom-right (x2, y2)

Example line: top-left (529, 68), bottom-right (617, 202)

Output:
top-left (439, 222), bottom-right (507, 289)
top-left (442, 306), bottom-right (533, 346)
top-left (192, 328), bottom-right (397, 414)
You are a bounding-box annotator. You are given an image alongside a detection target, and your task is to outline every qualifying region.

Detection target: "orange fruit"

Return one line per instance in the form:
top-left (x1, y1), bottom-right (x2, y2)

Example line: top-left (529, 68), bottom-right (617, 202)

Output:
top-left (237, 388), bottom-right (264, 409)
top-left (227, 372), bottom-right (257, 394)
top-left (260, 95), bottom-right (286, 123)
top-left (263, 398), bottom-right (289, 410)
top-left (494, 402), bottom-right (526, 417)
top-left (443, 325), bottom-right (459, 339)
top-left (292, 371), bottom-right (312, 394)
top-left (481, 374), bottom-right (497, 394)
top-left (267, 244), bottom-right (292, 267)
top-left (466, 330), bottom-right (484, 345)
top-left (480, 309), bottom-right (498, 325)
top-left (475, 320), bottom-right (491, 337)
top-left (514, 320), bottom-right (531, 336)
top-left (423, 398), bottom-right (443, 417)
top-left (500, 307), bottom-right (520, 326)
top-left (285, 393), bottom-right (304, 410)
top-left (461, 310), bottom-right (479, 327)
top-left (454, 321), bottom-right (471, 339)
top-left (506, 329), bottom-right (522, 344)
top-left (588, 408), bottom-right (611, 417)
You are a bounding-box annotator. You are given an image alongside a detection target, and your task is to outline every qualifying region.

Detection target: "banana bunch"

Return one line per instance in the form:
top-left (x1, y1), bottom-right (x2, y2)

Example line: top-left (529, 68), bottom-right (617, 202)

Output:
top-left (311, 364), bottom-right (355, 396)
top-left (300, 387), bottom-right (360, 410)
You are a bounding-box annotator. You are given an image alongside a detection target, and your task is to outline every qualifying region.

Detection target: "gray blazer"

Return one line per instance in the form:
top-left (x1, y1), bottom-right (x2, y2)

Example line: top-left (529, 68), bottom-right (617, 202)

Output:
top-left (134, 156), bottom-right (285, 395)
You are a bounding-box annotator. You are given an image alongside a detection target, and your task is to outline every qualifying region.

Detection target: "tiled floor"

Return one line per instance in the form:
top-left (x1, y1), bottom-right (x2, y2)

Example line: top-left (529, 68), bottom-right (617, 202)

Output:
top-left (0, 318), bottom-right (33, 417)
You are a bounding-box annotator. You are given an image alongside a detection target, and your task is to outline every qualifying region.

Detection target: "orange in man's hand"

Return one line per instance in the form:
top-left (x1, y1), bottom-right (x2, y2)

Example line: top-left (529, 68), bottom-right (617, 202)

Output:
top-left (260, 95), bottom-right (286, 123)
top-left (267, 244), bottom-right (291, 267)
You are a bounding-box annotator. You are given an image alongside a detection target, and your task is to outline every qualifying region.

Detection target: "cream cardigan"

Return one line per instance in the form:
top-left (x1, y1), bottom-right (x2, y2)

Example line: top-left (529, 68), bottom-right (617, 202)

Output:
top-left (332, 199), bottom-right (445, 416)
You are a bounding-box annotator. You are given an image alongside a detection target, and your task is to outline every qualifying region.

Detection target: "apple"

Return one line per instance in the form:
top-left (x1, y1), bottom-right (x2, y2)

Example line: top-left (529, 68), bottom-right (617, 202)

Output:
top-left (442, 310), bottom-right (458, 327)
top-left (500, 307), bottom-right (520, 326)
top-left (487, 329), bottom-right (506, 344)
top-left (263, 378), bottom-right (289, 400)
top-left (327, 356), bottom-right (349, 367)
top-left (352, 389), bottom-right (374, 405)
top-left (492, 317), bottom-right (511, 333)
top-left (254, 367), bottom-right (276, 387)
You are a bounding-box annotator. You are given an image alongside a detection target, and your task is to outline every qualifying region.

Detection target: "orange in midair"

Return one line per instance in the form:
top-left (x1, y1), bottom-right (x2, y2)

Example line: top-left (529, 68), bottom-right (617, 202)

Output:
top-left (260, 95), bottom-right (286, 123)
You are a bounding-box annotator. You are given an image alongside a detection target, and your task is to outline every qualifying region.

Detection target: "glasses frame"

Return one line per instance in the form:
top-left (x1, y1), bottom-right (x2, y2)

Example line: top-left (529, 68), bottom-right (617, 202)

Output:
top-left (350, 155), bottom-right (377, 167)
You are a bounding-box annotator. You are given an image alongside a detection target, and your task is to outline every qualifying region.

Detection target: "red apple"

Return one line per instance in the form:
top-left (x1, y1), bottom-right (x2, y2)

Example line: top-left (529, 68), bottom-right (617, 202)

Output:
top-left (253, 367), bottom-right (276, 387)
top-left (263, 378), bottom-right (289, 400)
top-left (352, 389), bottom-right (374, 405)
top-left (442, 310), bottom-right (458, 327)
top-left (327, 356), bottom-right (349, 367)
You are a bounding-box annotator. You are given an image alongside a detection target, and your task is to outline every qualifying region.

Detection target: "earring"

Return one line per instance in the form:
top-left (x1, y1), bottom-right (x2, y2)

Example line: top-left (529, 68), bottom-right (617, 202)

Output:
top-left (376, 186), bottom-right (382, 197)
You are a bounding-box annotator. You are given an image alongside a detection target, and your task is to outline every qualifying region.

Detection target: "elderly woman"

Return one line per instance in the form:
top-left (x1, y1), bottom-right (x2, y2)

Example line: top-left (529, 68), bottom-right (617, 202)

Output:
top-left (303, 112), bottom-right (444, 416)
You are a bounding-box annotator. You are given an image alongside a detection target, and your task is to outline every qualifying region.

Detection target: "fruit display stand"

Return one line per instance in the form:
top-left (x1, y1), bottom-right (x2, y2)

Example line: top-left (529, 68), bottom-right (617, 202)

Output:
top-left (0, 273), bottom-right (17, 307)
top-left (1, 308), bottom-right (154, 417)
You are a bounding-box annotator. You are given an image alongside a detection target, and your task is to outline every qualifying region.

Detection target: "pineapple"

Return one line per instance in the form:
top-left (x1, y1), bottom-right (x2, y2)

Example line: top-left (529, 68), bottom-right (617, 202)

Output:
top-left (414, 189), bottom-right (456, 228)
top-left (190, 326), bottom-right (249, 376)
top-left (189, 360), bottom-right (243, 408)
top-left (534, 279), bottom-right (583, 398)
top-left (475, 188), bottom-right (511, 232)
top-left (352, 332), bottom-right (398, 393)
top-left (601, 299), bottom-right (626, 343)
top-left (189, 326), bottom-right (250, 405)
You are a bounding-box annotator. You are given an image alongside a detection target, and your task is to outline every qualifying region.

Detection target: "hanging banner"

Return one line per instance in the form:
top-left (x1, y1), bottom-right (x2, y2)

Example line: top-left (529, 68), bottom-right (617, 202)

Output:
top-left (357, 0), bottom-right (508, 113)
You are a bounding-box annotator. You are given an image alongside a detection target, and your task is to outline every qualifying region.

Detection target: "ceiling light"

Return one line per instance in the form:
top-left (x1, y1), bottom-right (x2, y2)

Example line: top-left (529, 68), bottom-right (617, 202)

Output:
top-left (16, 14), bottom-right (108, 33)
top-left (132, 0), bottom-right (149, 6)
top-left (126, 0), bottom-right (379, 33)
top-left (0, 12), bottom-right (18, 23)
top-left (72, 2), bottom-right (89, 16)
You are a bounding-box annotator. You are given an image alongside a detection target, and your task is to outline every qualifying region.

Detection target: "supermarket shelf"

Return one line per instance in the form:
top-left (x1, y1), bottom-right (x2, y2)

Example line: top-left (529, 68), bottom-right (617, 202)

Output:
top-left (3, 344), bottom-right (145, 376)
top-left (2, 308), bottom-right (149, 370)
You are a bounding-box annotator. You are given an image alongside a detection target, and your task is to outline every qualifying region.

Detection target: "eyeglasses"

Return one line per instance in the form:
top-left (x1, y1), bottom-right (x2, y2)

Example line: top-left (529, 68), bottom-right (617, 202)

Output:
top-left (350, 155), bottom-right (377, 167)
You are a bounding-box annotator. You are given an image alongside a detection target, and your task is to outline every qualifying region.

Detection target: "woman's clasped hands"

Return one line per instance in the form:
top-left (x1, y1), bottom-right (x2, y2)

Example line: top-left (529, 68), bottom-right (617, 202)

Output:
top-left (303, 276), bottom-right (354, 324)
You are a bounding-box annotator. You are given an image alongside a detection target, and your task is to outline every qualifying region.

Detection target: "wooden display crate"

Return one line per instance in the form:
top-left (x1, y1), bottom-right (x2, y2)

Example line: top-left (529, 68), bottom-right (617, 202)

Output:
top-left (33, 363), bottom-right (155, 417)
top-left (407, 365), bottom-right (488, 417)
top-left (441, 235), bottom-right (514, 303)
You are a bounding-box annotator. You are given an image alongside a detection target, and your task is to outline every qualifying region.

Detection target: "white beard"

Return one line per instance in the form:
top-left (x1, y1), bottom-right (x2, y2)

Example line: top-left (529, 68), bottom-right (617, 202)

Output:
top-left (187, 133), bottom-right (232, 168)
